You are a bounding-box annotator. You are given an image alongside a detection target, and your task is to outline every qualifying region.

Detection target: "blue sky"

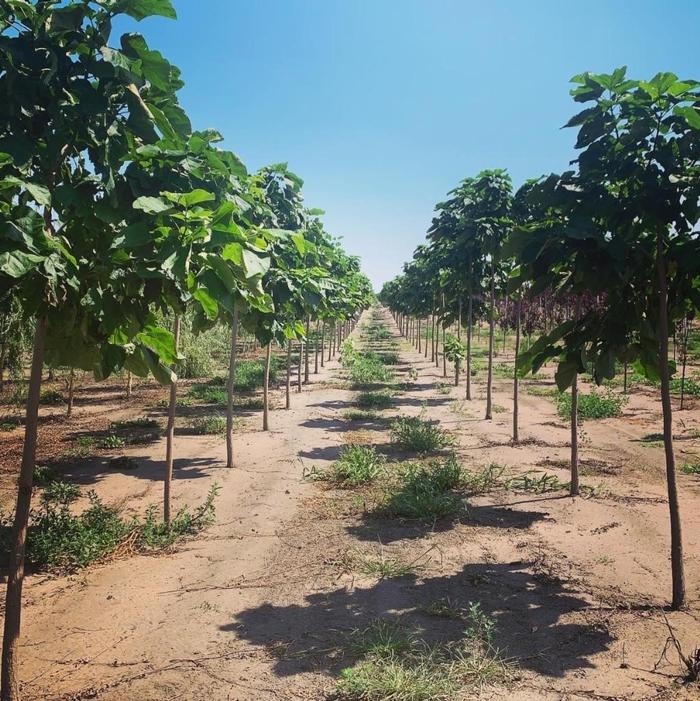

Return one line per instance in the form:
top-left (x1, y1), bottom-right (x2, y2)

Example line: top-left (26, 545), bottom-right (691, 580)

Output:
top-left (117, 1), bottom-right (700, 289)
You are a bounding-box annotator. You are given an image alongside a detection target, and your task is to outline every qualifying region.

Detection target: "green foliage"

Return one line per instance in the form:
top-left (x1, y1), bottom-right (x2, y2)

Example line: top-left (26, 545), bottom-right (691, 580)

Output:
top-left (350, 355), bottom-right (393, 388)
top-left (40, 389), bottom-right (65, 405)
top-left (390, 416), bottom-right (452, 453)
top-left (555, 388), bottom-right (625, 421)
top-left (344, 409), bottom-right (381, 422)
top-left (384, 458), bottom-right (463, 520)
top-left (0, 485), bottom-right (220, 573)
top-left (356, 391), bottom-right (393, 409)
top-left (506, 471), bottom-right (567, 494)
top-left (680, 463), bottom-right (700, 475)
top-left (187, 415), bottom-right (227, 435)
top-left (139, 484), bottom-right (219, 548)
top-left (111, 417), bottom-right (160, 430)
top-left (336, 612), bottom-right (509, 700)
top-left (308, 445), bottom-right (385, 486)
top-left (41, 481), bottom-right (80, 506)
top-left (99, 435), bottom-right (126, 449)
top-left (443, 334), bottom-right (466, 365)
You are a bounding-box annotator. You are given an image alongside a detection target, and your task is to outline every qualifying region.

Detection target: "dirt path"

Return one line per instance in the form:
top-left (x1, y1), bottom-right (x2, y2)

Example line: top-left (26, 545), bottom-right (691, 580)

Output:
top-left (19, 340), bottom-right (357, 700)
top-left (17, 308), bottom-right (700, 700)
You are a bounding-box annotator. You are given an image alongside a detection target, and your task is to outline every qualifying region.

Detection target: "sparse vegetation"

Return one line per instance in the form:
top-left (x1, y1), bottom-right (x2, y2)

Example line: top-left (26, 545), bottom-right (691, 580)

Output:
top-left (555, 388), bottom-right (625, 421)
top-left (390, 415), bottom-right (452, 453)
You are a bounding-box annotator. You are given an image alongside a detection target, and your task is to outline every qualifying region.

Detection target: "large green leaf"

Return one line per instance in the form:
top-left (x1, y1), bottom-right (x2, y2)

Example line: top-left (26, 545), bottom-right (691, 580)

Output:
top-left (136, 325), bottom-right (178, 365)
top-left (114, 0), bottom-right (177, 21)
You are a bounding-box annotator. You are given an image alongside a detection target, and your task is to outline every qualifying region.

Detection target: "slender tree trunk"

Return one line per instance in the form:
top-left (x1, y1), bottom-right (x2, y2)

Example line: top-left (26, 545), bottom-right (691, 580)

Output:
top-left (570, 374), bottom-right (579, 496)
top-left (417, 317), bottom-right (421, 354)
top-left (680, 317), bottom-right (689, 411)
top-left (126, 370), bottom-right (132, 399)
top-left (285, 340), bottom-right (292, 410)
top-left (164, 315), bottom-right (181, 525)
top-left (442, 318), bottom-right (447, 378)
top-left (457, 297), bottom-right (462, 341)
top-left (262, 343), bottom-right (272, 431)
top-left (320, 323), bottom-right (325, 368)
top-left (226, 308), bottom-right (239, 469)
top-left (466, 294), bottom-right (473, 400)
top-left (623, 361), bottom-right (628, 394)
top-left (66, 368), bottom-right (75, 418)
top-left (513, 298), bottom-right (521, 444)
top-left (304, 316), bottom-right (310, 383)
top-left (656, 232), bottom-right (685, 610)
top-left (485, 272), bottom-right (495, 419)
top-left (297, 340), bottom-right (303, 393)
top-left (314, 321), bottom-right (320, 374)
top-left (1, 316), bottom-right (47, 701)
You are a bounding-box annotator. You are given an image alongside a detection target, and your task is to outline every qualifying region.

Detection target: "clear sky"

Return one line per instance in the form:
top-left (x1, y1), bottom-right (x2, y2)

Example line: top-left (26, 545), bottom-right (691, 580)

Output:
top-left (116, 1), bottom-right (700, 289)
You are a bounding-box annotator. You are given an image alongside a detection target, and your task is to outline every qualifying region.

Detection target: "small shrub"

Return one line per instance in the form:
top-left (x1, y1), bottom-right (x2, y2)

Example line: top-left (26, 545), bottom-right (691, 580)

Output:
top-left (0, 418), bottom-right (20, 432)
top-left (0, 485), bottom-right (220, 572)
top-left (139, 484), bottom-right (219, 548)
top-left (34, 464), bottom-right (59, 486)
top-left (390, 416), bottom-right (452, 453)
top-left (356, 554), bottom-right (416, 578)
top-left (42, 481), bottom-right (80, 506)
top-left (350, 356), bottom-right (393, 388)
top-left (40, 389), bottom-right (64, 405)
top-left (555, 388), bottom-right (625, 421)
top-left (111, 417), bottom-right (160, 430)
top-left (344, 409), bottom-right (381, 422)
top-left (356, 391), bottom-right (393, 409)
top-left (384, 459), bottom-right (463, 520)
top-left (670, 377), bottom-right (700, 397)
top-left (526, 385), bottom-right (557, 397)
top-left (681, 462), bottom-right (700, 475)
top-left (309, 445), bottom-right (385, 486)
top-left (506, 471), bottom-right (566, 494)
top-left (188, 415), bottom-right (227, 435)
top-left (99, 434), bottom-right (125, 449)
top-left (462, 463), bottom-right (506, 495)
top-left (376, 351), bottom-right (400, 365)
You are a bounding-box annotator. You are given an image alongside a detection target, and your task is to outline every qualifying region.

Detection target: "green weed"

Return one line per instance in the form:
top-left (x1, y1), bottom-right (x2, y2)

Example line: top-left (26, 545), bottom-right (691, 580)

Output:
top-left (390, 416), bottom-right (452, 453)
top-left (555, 388), bottom-right (625, 421)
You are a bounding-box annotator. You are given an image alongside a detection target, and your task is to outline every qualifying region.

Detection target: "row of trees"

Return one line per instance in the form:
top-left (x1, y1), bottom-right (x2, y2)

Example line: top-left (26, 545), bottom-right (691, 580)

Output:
top-left (380, 68), bottom-right (700, 613)
top-left (0, 2), bottom-right (372, 698)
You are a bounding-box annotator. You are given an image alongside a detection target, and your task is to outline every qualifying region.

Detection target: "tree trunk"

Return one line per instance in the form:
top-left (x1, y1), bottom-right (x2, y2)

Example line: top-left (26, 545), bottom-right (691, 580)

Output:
top-left (297, 340), bottom-right (303, 393)
top-left (570, 374), bottom-right (579, 496)
top-left (466, 294), bottom-right (473, 400)
top-left (457, 297), bottom-right (462, 341)
top-left (680, 317), bottom-right (689, 411)
top-left (320, 323), bottom-right (325, 368)
top-left (164, 315), bottom-right (181, 526)
top-left (1, 316), bottom-right (47, 701)
top-left (442, 318), bottom-right (447, 378)
top-left (314, 321), bottom-right (320, 374)
top-left (656, 232), bottom-right (685, 610)
top-left (126, 370), bottom-right (132, 399)
top-left (226, 308), bottom-right (239, 469)
top-left (623, 361), bottom-right (628, 394)
top-left (66, 368), bottom-right (75, 418)
top-left (485, 271), bottom-right (495, 419)
top-left (304, 316), bottom-right (310, 383)
top-left (285, 340), bottom-right (292, 410)
top-left (262, 343), bottom-right (272, 431)
top-left (513, 298), bottom-right (521, 443)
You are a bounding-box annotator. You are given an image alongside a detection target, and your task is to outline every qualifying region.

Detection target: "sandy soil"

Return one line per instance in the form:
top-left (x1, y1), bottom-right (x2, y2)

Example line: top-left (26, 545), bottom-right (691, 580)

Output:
top-left (2, 309), bottom-right (699, 700)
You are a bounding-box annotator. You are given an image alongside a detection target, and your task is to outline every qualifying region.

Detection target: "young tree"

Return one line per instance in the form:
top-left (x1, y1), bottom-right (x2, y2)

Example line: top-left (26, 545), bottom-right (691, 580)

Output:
top-left (511, 68), bottom-right (700, 610)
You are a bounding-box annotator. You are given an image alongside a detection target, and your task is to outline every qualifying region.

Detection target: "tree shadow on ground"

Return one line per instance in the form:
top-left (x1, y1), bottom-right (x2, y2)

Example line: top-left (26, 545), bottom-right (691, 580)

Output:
top-left (50, 453), bottom-right (222, 487)
top-left (222, 560), bottom-right (611, 681)
top-left (347, 499), bottom-right (549, 544)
